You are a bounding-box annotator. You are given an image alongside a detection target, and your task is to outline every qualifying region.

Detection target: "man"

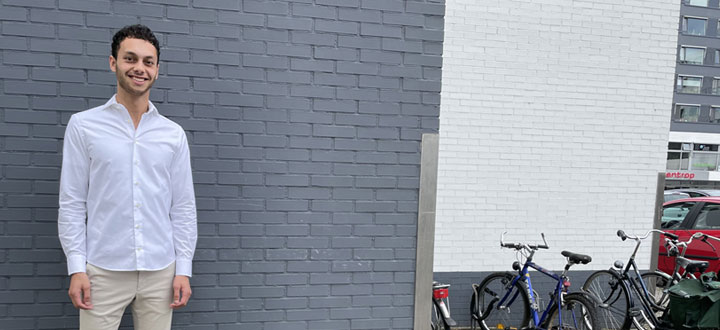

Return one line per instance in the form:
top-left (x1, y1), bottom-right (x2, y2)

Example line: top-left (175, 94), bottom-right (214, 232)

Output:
top-left (58, 24), bottom-right (197, 330)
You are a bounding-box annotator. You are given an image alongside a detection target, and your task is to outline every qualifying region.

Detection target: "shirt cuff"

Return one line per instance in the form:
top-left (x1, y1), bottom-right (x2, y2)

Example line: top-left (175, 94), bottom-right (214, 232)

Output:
top-left (67, 255), bottom-right (86, 275)
top-left (175, 258), bottom-right (192, 277)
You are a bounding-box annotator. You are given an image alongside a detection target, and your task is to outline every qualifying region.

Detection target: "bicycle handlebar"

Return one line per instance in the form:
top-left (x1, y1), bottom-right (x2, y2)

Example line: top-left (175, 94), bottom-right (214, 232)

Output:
top-left (500, 232), bottom-right (549, 251)
top-left (663, 231), bottom-right (718, 257)
top-left (617, 229), bottom-right (678, 242)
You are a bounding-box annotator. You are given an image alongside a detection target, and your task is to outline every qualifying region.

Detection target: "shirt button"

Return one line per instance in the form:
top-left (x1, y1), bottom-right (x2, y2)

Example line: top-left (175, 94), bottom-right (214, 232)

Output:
top-left (134, 181), bottom-right (139, 186)
top-left (135, 225), bottom-right (140, 229)
top-left (135, 203), bottom-right (141, 208)
top-left (137, 247), bottom-right (142, 251)
top-left (134, 160), bottom-right (139, 165)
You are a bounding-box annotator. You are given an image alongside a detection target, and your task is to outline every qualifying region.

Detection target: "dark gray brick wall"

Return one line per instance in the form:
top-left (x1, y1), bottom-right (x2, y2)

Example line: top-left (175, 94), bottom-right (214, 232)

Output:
top-left (0, 0), bottom-right (444, 329)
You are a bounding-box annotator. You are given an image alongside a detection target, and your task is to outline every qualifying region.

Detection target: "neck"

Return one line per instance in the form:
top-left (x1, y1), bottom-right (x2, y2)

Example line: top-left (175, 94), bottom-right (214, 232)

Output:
top-left (116, 89), bottom-right (149, 115)
top-left (115, 89), bottom-right (149, 128)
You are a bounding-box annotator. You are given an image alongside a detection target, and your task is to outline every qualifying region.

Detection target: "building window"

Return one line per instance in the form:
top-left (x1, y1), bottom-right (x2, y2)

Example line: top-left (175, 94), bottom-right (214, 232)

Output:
top-left (683, 17), bottom-right (707, 35)
top-left (692, 144), bottom-right (719, 171)
top-left (713, 107), bottom-right (720, 123)
top-left (667, 142), bottom-right (691, 170)
top-left (714, 78), bottom-right (720, 95)
top-left (716, 50), bottom-right (720, 65)
top-left (677, 76), bottom-right (703, 94)
top-left (674, 104), bottom-right (701, 122)
top-left (686, 0), bottom-right (708, 6)
top-left (680, 46), bottom-right (705, 64)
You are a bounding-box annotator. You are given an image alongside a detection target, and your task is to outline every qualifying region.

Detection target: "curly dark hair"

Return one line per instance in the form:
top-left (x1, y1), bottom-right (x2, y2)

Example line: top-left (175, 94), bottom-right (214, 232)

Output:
top-left (111, 24), bottom-right (160, 62)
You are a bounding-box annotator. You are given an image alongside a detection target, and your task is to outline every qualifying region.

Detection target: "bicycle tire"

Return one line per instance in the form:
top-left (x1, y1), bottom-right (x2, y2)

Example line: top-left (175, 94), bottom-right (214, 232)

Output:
top-left (544, 292), bottom-right (599, 330)
top-left (639, 271), bottom-right (674, 313)
top-left (582, 269), bottom-right (631, 330)
top-left (432, 299), bottom-right (451, 330)
top-left (632, 271), bottom-right (675, 330)
top-left (471, 272), bottom-right (530, 330)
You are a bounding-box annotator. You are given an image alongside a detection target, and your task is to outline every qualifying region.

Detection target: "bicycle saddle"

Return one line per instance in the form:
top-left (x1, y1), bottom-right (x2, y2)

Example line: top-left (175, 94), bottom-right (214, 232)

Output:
top-left (561, 251), bottom-right (592, 264)
top-left (676, 256), bottom-right (709, 273)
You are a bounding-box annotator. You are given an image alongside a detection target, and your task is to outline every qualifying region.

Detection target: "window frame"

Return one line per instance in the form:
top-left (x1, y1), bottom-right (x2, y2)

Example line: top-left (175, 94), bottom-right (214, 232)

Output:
top-left (686, 0), bottom-right (709, 6)
top-left (673, 103), bottom-right (702, 122)
top-left (680, 45), bottom-right (706, 65)
top-left (683, 16), bottom-right (708, 36)
top-left (713, 106), bottom-right (720, 123)
top-left (662, 201), bottom-right (699, 229)
top-left (677, 75), bottom-right (704, 94)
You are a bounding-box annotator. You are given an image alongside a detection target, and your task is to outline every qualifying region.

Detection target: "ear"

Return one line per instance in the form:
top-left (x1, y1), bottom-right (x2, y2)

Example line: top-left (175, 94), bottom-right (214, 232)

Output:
top-left (109, 55), bottom-right (117, 72)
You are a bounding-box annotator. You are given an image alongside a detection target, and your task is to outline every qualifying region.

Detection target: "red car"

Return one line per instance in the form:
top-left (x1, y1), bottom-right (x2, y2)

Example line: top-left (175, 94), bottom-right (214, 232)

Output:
top-left (659, 197), bottom-right (720, 275)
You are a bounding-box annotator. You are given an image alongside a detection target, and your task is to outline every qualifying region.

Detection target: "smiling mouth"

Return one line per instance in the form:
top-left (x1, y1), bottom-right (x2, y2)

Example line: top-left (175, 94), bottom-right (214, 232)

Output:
top-left (128, 74), bottom-right (149, 83)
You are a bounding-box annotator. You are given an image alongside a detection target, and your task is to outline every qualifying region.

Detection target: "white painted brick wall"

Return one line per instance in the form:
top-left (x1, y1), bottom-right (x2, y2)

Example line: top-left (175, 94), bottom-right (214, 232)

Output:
top-left (435, 0), bottom-right (680, 271)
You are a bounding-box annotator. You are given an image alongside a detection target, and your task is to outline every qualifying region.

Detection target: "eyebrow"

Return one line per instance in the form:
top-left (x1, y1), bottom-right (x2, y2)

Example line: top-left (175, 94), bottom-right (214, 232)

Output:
top-left (122, 51), bottom-right (156, 60)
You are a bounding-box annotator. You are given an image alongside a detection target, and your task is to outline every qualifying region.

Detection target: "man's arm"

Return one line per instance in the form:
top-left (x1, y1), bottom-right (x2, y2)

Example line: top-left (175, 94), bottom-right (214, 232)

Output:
top-left (58, 115), bottom-right (92, 309)
top-left (169, 130), bottom-right (197, 308)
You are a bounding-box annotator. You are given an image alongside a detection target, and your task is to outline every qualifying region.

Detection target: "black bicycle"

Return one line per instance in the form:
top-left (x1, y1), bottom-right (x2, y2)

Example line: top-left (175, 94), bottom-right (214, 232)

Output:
top-left (581, 229), bottom-right (688, 330)
top-left (470, 233), bottom-right (598, 330)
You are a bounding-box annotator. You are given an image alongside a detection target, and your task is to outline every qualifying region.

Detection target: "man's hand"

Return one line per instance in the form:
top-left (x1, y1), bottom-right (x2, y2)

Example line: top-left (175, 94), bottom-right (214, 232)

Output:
top-left (68, 272), bottom-right (93, 310)
top-left (170, 275), bottom-right (191, 309)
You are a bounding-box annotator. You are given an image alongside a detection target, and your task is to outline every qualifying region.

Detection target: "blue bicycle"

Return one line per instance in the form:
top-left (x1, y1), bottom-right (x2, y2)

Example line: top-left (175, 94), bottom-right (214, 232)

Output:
top-left (470, 233), bottom-right (599, 330)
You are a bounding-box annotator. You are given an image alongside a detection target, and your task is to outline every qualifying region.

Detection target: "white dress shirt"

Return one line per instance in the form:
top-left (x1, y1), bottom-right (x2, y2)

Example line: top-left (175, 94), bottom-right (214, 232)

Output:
top-left (58, 95), bottom-right (197, 277)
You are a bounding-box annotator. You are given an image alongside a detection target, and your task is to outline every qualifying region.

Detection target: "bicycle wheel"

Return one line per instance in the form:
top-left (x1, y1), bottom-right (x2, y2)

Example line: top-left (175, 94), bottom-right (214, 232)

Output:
top-left (631, 272), bottom-right (674, 330)
top-left (582, 269), bottom-right (631, 330)
top-left (471, 272), bottom-right (530, 330)
top-left (639, 271), bottom-right (674, 313)
top-left (432, 299), bottom-right (451, 330)
top-left (545, 292), bottom-right (599, 330)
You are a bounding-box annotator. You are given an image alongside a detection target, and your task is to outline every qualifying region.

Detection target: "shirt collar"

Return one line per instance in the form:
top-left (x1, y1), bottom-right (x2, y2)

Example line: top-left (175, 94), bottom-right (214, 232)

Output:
top-left (105, 94), bottom-right (158, 115)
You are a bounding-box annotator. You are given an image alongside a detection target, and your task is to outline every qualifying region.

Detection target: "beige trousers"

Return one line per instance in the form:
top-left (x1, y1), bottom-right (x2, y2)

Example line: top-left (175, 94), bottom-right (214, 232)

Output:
top-left (80, 263), bottom-right (175, 330)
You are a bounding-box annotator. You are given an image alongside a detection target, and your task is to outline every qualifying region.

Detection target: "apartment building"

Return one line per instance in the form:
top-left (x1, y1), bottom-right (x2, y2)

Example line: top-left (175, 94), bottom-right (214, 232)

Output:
top-left (668, 0), bottom-right (720, 187)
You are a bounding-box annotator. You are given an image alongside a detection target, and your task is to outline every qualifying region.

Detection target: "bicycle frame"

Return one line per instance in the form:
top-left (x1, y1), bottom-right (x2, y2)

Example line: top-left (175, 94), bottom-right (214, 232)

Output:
top-left (490, 245), bottom-right (573, 329)
top-left (619, 255), bottom-right (663, 324)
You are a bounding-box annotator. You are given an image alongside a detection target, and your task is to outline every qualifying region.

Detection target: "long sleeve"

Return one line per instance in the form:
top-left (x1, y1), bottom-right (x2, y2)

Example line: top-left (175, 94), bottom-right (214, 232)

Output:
top-left (58, 115), bottom-right (90, 275)
top-left (169, 130), bottom-right (197, 277)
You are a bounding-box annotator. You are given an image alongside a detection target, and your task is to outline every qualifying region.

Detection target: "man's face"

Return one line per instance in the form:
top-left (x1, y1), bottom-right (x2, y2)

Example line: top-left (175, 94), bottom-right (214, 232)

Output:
top-left (109, 38), bottom-right (158, 97)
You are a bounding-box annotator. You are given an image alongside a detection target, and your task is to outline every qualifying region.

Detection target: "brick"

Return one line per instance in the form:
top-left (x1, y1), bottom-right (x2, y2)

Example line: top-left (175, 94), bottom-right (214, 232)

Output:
top-left (293, 4), bottom-right (337, 18)
top-left (140, 18), bottom-right (191, 34)
top-left (59, 55), bottom-right (108, 70)
top-left (315, 46), bottom-right (358, 61)
top-left (244, 28), bottom-right (289, 42)
top-left (0, 65), bottom-right (28, 79)
top-left (167, 7), bottom-right (215, 21)
top-left (30, 38), bottom-right (83, 54)
top-left (268, 16), bottom-right (313, 30)
top-left (85, 14), bottom-right (138, 28)
top-left (193, 23), bottom-right (239, 38)
top-left (167, 63), bottom-right (216, 77)
top-left (4, 51), bottom-right (55, 67)
top-left (291, 31), bottom-right (337, 46)
top-left (317, 0), bottom-right (358, 6)
top-left (2, 22), bottom-right (53, 37)
top-left (339, 8), bottom-right (382, 23)
top-left (167, 35), bottom-right (216, 50)
top-left (406, 1), bottom-right (445, 15)
top-left (193, 0), bottom-right (240, 10)
top-left (0, 123), bottom-right (29, 137)
top-left (6, 81), bottom-right (57, 96)
top-left (290, 58), bottom-right (334, 72)
top-left (315, 19), bottom-right (359, 34)
top-left (218, 12), bottom-right (265, 26)
top-left (29, 9), bottom-right (83, 25)
top-left (339, 36), bottom-right (382, 49)
top-left (59, 0), bottom-right (110, 12)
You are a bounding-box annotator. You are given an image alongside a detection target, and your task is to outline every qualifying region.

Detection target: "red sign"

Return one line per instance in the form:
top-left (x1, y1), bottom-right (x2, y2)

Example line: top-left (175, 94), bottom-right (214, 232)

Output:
top-left (666, 172), bottom-right (695, 180)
